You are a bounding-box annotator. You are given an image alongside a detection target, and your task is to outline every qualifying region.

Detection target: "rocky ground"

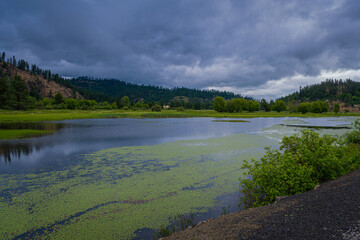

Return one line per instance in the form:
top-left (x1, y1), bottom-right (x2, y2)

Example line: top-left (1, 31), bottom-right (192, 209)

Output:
top-left (165, 168), bottom-right (360, 240)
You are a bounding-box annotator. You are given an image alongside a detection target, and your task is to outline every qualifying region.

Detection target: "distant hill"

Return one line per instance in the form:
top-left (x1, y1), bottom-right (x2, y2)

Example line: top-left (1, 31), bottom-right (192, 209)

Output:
top-left (280, 79), bottom-right (360, 106)
top-left (71, 77), bottom-right (247, 105)
top-left (0, 60), bottom-right (82, 100)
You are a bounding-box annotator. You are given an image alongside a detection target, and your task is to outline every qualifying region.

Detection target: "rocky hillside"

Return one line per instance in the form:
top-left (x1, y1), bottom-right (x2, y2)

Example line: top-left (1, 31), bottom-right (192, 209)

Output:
top-left (0, 61), bottom-right (82, 99)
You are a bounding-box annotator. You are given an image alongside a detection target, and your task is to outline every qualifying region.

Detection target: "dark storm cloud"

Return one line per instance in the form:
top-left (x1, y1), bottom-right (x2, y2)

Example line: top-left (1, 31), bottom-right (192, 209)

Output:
top-left (1, 0), bottom-right (360, 98)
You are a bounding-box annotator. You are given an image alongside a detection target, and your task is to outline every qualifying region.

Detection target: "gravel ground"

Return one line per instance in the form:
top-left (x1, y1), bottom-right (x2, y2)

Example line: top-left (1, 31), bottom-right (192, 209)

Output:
top-left (165, 168), bottom-right (360, 240)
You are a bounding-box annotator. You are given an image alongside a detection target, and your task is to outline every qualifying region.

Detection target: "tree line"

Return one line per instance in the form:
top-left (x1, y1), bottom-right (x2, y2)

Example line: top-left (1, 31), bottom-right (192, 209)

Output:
top-left (212, 96), bottom-right (340, 113)
top-left (280, 79), bottom-right (360, 107)
top-left (1, 51), bottom-right (76, 92)
top-left (71, 77), bottom-right (249, 109)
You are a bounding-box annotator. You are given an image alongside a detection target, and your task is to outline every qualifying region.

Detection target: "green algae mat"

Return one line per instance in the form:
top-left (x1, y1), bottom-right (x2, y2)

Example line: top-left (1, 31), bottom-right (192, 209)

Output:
top-left (0, 133), bottom-right (276, 239)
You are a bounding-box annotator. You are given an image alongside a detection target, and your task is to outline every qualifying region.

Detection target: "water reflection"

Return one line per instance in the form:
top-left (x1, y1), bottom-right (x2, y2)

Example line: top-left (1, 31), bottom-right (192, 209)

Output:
top-left (0, 117), bottom-right (355, 169)
top-left (0, 122), bottom-right (65, 130)
top-left (0, 122), bottom-right (64, 164)
top-left (0, 142), bottom-right (47, 163)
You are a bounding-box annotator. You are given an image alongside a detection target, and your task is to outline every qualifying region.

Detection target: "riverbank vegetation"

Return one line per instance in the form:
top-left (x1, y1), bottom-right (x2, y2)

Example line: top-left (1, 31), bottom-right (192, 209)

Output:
top-left (239, 120), bottom-right (360, 208)
top-left (0, 109), bottom-right (360, 123)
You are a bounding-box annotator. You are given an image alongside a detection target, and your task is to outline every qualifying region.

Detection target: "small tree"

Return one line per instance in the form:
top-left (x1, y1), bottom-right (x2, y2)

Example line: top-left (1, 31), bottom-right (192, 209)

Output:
top-left (121, 96), bottom-right (130, 107)
top-left (151, 104), bottom-right (162, 112)
top-left (297, 102), bottom-right (312, 114)
top-left (66, 98), bottom-right (77, 109)
top-left (0, 76), bottom-right (9, 108)
top-left (116, 96), bottom-right (121, 109)
top-left (320, 101), bottom-right (329, 113)
top-left (288, 101), bottom-right (296, 113)
top-left (311, 101), bottom-right (322, 113)
top-left (272, 100), bottom-right (287, 112)
top-left (213, 96), bottom-right (226, 112)
top-left (261, 99), bottom-right (271, 112)
top-left (10, 75), bottom-right (29, 110)
top-left (334, 103), bottom-right (340, 113)
top-left (248, 100), bottom-right (260, 112)
top-left (54, 92), bottom-right (64, 105)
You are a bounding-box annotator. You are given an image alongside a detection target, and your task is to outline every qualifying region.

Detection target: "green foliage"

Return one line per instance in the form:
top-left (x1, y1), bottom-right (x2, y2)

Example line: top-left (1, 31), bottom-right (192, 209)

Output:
top-left (153, 214), bottom-right (194, 239)
top-left (248, 100), bottom-right (260, 112)
top-left (272, 100), bottom-right (287, 112)
top-left (288, 101), bottom-right (296, 113)
top-left (177, 106), bottom-right (185, 111)
top-left (222, 98), bottom-right (258, 113)
top-left (311, 101), bottom-right (321, 113)
top-left (71, 77), bottom-right (245, 107)
top-left (66, 98), bottom-right (77, 110)
top-left (220, 206), bottom-right (230, 216)
top-left (261, 99), bottom-right (271, 112)
top-left (54, 92), bottom-right (64, 105)
top-left (240, 128), bottom-right (360, 208)
top-left (297, 102), bottom-right (312, 114)
top-left (0, 76), bottom-right (10, 108)
top-left (116, 96), bottom-right (121, 109)
top-left (334, 103), bottom-right (340, 113)
top-left (344, 120), bottom-right (360, 144)
top-left (280, 79), bottom-right (360, 104)
top-left (320, 101), bottom-right (329, 112)
top-left (213, 96), bottom-right (226, 112)
top-left (121, 96), bottom-right (129, 107)
top-left (0, 75), bottom-right (31, 110)
top-left (151, 104), bottom-right (162, 112)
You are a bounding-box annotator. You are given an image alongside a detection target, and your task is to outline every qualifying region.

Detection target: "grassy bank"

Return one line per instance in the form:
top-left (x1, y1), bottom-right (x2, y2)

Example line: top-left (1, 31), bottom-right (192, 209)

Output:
top-left (0, 109), bottom-right (359, 123)
top-left (0, 129), bottom-right (55, 139)
top-left (0, 109), bottom-right (359, 140)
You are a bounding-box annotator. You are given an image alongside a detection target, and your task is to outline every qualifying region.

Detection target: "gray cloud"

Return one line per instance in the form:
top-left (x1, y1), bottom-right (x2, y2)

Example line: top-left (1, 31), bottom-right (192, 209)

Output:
top-left (1, 0), bottom-right (360, 99)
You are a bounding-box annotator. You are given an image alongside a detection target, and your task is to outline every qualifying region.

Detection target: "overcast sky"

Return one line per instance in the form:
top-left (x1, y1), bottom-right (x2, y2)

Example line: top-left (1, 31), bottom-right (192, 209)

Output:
top-left (1, 0), bottom-right (360, 100)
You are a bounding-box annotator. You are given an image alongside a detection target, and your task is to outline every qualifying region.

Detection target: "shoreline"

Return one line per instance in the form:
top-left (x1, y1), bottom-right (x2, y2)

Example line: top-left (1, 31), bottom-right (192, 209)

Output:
top-left (165, 167), bottom-right (360, 240)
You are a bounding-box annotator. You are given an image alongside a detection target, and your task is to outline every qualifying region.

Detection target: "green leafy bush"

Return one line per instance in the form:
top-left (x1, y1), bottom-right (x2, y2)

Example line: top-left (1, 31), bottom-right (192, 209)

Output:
top-left (151, 104), bottom-right (162, 112)
top-left (177, 106), bottom-right (185, 111)
top-left (240, 129), bottom-right (360, 208)
top-left (345, 120), bottom-right (360, 144)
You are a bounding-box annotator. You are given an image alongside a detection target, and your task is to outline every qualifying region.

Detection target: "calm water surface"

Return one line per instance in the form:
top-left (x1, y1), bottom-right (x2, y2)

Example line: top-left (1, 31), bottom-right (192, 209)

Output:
top-left (0, 117), bottom-right (355, 239)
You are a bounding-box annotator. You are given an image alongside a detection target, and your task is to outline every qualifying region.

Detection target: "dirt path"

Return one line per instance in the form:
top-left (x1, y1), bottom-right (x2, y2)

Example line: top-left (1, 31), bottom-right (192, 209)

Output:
top-left (166, 168), bottom-right (360, 240)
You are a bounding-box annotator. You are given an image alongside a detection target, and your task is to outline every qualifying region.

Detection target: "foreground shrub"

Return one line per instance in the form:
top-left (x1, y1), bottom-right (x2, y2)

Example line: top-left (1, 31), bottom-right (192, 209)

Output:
top-left (240, 128), bottom-right (360, 208)
top-left (345, 120), bottom-right (360, 144)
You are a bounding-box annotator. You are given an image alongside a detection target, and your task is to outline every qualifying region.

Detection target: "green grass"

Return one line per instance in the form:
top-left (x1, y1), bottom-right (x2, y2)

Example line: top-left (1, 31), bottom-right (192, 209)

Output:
top-left (0, 109), bottom-right (358, 140)
top-left (0, 129), bottom-right (55, 139)
top-left (0, 109), bottom-right (359, 123)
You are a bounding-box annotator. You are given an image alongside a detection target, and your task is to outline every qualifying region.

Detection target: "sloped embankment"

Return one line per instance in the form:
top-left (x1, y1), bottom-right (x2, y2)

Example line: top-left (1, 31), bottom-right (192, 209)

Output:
top-left (166, 168), bottom-right (360, 240)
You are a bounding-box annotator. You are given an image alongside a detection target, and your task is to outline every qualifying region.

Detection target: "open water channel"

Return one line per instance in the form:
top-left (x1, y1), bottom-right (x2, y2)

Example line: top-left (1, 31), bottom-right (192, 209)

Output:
top-left (0, 117), bottom-right (356, 239)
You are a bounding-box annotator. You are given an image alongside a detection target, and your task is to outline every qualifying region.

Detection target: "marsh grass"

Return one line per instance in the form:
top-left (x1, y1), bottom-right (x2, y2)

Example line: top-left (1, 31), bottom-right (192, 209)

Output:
top-left (0, 129), bottom-right (55, 139)
top-left (0, 109), bottom-right (359, 124)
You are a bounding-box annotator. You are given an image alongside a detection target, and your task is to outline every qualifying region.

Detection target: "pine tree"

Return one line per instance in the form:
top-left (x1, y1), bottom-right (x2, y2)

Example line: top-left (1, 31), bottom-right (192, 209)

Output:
top-left (0, 76), bottom-right (10, 108)
top-left (10, 75), bottom-right (29, 110)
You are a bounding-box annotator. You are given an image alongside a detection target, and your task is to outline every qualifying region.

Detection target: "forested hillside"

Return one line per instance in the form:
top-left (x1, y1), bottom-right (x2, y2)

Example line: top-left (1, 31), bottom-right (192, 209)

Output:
top-left (280, 79), bottom-right (360, 106)
top-left (71, 77), bottom-right (247, 108)
top-left (0, 52), bottom-right (81, 100)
